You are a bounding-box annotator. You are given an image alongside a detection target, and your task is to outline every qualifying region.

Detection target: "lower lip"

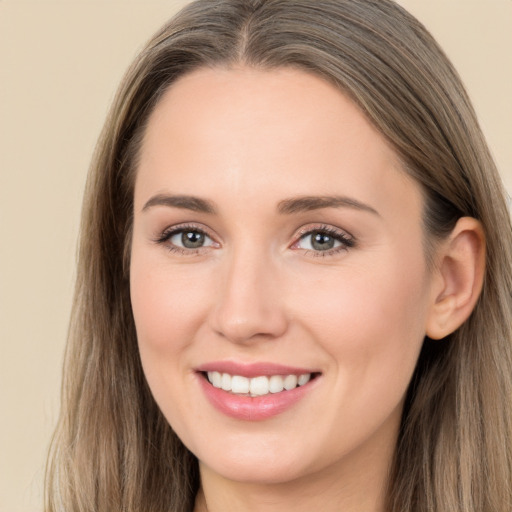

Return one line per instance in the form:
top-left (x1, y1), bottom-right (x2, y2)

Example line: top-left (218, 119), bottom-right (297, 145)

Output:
top-left (197, 374), bottom-right (318, 421)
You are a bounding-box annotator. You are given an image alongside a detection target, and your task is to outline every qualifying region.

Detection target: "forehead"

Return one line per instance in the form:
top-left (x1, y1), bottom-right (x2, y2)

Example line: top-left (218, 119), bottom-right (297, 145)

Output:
top-left (135, 66), bottom-right (421, 222)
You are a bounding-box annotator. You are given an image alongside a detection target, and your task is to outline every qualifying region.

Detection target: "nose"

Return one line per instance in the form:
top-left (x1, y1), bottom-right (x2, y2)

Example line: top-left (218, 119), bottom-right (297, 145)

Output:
top-left (210, 248), bottom-right (288, 344)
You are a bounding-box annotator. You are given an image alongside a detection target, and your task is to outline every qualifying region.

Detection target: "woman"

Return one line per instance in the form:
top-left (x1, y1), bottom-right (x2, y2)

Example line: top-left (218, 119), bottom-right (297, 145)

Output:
top-left (45, 1), bottom-right (512, 511)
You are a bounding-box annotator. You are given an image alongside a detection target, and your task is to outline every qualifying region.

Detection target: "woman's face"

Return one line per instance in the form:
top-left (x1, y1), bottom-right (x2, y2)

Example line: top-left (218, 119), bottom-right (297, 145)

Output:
top-left (130, 67), bottom-right (436, 486)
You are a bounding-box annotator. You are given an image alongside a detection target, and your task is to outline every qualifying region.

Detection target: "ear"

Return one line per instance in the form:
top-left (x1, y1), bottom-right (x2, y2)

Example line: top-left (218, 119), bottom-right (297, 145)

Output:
top-left (426, 217), bottom-right (486, 340)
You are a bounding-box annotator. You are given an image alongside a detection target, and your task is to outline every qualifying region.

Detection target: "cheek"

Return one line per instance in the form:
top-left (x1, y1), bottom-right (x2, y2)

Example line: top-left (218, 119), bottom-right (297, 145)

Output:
top-left (129, 250), bottom-right (217, 435)
top-left (296, 253), bottom-right (427, 343)
top-left (291, 248), bottom-right (429, 404)
top-left (129, 248), bottom-right (214, 372)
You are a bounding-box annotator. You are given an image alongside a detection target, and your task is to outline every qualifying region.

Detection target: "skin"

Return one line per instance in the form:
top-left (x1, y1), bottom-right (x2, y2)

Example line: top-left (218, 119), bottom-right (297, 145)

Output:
top-left (130, 66), bottom-right (471, 511)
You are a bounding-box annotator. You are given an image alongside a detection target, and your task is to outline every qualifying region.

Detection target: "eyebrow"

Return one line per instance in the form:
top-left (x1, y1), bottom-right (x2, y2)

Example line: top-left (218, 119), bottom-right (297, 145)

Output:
top-left (277, 195), bottom-right (380, 216)
top-left (141, 193), bottom-right (379, 217)
top-left (142, 194), bottom-right (216, 214)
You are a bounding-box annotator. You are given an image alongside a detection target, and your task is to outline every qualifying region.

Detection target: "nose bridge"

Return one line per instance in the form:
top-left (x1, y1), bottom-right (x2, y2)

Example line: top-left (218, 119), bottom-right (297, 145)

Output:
top-left (212, 241), bottom-right (287, 343)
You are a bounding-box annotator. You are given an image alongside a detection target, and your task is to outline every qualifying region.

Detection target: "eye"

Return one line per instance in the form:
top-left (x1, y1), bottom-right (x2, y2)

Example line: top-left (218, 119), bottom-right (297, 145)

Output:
top-left (293, 226), bottom-right (355, 255)
top-left (155, 224), bottom-right (218, 253)
top-left (170, 229), bottom-right (214, 249)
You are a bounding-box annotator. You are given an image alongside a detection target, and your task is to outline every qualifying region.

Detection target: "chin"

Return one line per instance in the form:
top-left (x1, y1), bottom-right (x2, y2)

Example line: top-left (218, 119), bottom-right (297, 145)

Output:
top-left (190, 430), bottom-right (327, 486)
top-left (202, 455), bottom-right (307, 485)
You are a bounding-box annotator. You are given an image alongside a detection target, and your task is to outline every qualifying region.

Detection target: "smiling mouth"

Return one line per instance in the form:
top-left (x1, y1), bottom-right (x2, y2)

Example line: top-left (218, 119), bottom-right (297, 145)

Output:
top-left (202, 371), bottom-right (319, 397)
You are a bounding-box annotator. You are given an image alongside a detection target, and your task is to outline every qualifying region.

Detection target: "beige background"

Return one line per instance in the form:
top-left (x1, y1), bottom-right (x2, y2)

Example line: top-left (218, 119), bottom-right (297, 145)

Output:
top-left (1, 1), bottom-right (510, 511)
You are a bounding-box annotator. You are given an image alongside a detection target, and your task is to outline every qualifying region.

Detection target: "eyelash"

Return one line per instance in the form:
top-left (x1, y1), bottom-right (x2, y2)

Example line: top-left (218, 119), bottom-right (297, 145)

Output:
top-left (154, 223), bottom-right (355, 257)
top-left (154, 223), bottom-right (216, 255)
top-left (293, 224), bottom-right (355, 257)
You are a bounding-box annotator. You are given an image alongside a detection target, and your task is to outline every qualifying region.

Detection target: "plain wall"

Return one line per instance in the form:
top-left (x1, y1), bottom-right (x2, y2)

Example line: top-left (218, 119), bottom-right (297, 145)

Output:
top-left (0, 1), bottom-right (510, 510)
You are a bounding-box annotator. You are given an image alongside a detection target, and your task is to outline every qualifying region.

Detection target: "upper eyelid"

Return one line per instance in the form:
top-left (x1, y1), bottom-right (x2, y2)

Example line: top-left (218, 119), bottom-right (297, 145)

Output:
top-left (159, 222), bottom-right (215, 238)
top-left (294, 223), bottom-right (354, 240)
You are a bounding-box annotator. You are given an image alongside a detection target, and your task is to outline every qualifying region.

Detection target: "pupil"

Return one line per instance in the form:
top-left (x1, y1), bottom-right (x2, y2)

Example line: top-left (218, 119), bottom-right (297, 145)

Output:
top-left (311, 232), bottom-right (334, 251)
top-left (182, 231), bottom-right (205, 249)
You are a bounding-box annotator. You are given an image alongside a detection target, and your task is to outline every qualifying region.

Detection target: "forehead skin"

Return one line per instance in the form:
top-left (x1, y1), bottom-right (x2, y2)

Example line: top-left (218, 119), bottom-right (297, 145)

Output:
top-left (135, 66), bottom-right (420, 227)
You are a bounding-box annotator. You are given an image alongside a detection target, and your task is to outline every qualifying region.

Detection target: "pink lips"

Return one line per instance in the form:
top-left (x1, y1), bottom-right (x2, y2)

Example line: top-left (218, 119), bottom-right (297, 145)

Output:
top-left (195, 361), bottom-right (319, 421)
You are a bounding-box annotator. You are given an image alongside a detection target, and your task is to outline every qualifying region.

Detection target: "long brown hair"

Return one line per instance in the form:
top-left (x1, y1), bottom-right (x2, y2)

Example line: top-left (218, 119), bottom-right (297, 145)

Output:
top-left (45, 1), bottom-right (512, 510)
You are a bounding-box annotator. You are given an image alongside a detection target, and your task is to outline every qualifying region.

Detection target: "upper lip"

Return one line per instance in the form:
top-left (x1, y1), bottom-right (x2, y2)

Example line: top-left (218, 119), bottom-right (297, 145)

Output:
top-left (195, 361), bottom-right (319, 378)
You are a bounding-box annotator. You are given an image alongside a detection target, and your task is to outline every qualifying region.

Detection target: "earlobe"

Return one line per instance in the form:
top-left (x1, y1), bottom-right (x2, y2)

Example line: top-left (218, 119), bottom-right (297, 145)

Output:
top-left (425, 217), bottom-right (486, 340)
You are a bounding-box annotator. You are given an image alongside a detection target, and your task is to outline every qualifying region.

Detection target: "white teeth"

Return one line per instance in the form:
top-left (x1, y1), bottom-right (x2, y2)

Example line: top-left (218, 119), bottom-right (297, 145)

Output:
top-left (221, 373), bottom-right (231, 391)
top-left (298, 373), bottom-right (311, 386)
top-left (283, 374), bottom-right (298, 390)
top-left (249, 376), bottom-right (269, 396)
top-left (269, 375), bottom-right (284, 393)
top-left (206, 372), bottom-right (313, 396)
top-left (208, 371), bottom-right (222, 388)
top-left (231, 375), bottom-right (250, 394)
